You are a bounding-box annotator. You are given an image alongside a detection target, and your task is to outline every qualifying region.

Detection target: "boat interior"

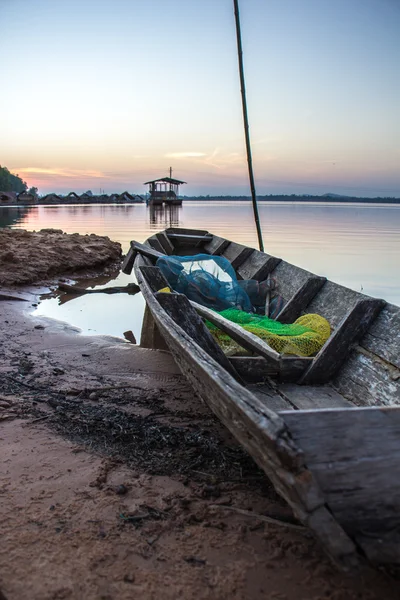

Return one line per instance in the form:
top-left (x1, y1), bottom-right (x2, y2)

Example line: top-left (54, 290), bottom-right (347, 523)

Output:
top-left (123, 227), bottom-right (400, 567)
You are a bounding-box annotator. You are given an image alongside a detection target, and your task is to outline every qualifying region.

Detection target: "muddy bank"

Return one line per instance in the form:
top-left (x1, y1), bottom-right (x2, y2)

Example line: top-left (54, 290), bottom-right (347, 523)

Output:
top-left (0, 229), bottom-right (399, 599)
top-left (0, 228), bottom-right (121, 286)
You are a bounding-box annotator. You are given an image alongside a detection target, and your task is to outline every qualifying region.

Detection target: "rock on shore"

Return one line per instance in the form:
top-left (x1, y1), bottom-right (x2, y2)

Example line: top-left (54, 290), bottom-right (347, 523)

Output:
top-left (0, 228), bottom-right (122, 285)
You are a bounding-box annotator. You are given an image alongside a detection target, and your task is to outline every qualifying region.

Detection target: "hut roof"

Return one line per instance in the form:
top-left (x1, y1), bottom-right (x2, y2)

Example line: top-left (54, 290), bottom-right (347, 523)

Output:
top-left (42, 193), bottom-right (61, 200)
top-left (144, 177), bottom-right (186, 185)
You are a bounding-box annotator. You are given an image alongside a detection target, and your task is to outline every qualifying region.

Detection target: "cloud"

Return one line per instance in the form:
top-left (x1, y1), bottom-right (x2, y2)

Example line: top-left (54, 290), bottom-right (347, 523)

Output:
top-left (164, 152), bottom-right (206, 159)
top-left (13, 167), bottom-right (109, 179)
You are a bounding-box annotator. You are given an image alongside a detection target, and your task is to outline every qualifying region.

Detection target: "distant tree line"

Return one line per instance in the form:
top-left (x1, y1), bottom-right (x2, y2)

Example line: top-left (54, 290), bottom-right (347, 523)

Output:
top-left (181, 194), bottom-right (400, 203)
top-left (0, 165), bottom-right (38, 196)
top-left (0, 165), bottom-right (27, 193)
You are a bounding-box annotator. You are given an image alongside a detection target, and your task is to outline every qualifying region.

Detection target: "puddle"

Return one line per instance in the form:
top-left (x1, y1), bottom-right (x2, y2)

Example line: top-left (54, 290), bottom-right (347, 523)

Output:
top-left (32, 271), bottom-right (145, 343)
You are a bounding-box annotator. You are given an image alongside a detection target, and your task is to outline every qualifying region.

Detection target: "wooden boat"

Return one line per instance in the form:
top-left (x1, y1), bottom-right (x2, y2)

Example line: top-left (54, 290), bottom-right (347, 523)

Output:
top-left (122, 227), bottom-right (400, 570)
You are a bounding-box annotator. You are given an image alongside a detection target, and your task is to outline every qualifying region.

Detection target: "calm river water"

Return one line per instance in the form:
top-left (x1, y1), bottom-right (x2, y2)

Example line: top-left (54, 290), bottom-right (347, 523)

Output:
top-left (1, 201), bottom-right (399, 341)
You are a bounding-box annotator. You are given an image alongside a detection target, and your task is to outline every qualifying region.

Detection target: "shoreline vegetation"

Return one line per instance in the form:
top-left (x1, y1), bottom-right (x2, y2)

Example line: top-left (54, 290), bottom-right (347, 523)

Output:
top-left (1, 166), bottom-right (399, 205)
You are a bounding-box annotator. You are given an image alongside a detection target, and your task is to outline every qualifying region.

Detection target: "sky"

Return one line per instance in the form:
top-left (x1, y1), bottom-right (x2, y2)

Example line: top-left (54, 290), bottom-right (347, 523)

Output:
top-left (0, 0), bottom-right (399, 197)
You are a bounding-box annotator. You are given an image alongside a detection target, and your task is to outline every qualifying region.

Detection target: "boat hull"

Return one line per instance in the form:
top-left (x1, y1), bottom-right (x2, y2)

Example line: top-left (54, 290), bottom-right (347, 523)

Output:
top-left (130, 228), bottom-right (400, 568)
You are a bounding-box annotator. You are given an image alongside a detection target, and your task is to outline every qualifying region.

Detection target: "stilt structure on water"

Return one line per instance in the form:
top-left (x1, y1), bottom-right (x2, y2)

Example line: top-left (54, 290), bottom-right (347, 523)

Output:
top-left (145, 168), bottom-right (186, 206)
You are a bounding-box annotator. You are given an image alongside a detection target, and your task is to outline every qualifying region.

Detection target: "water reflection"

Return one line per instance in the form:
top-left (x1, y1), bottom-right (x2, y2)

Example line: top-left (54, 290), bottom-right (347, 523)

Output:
top-left (33, 271), bottom-right (145, 341)
top-left (2, 201), bottom-right (400, 305)
top-left (0, 206), bottom-right (29, 228)
top-left (148, 204), bottom-right (180, 228)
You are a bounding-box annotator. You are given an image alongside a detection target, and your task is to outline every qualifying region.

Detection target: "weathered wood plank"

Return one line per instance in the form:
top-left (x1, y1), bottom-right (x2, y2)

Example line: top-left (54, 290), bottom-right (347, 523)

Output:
top-left (278, 384), bottom-right (353, 409)
top-left (190, 300), bottom-right (281, 364)
top-left (247, 384), bottom-right (293, 411)
top-left (360, 302), bottom-right (400, 369)
top-left (270, 261), bottom-right (315, 305)
top-left (155, 291), bottom-right (242, 381)
top-left (221, 242), bottom-right (255, 270)
top-left (121, 244), bottom-right (137, 275)
top-left (282, 406), bottom-right (400, 564)
top-left (155, 231), bottom-right (175, 254)
top-left (276, 276), bottom-right (327, 323)
top-left (166, 233), bottom-right (213, 243)
top-left (307, 280), bottom-right (366, 329)
top-left (229, 356), bottom-right (278, 379)
top-left (140, 304), bottom-right (169, 350)
top-left (132, 241), bottom-right (164, 262)
top-left (58, 282), bottom-right (140, 296)
top-left (136, 267), bottom-right (358, 567)
top-left (204, 235), bottom-right (230, 256)
top-left (333, 347), bottom-right (400, 407)
top-left (300, 298), bottom-right (386, 385)
top-left (147, 235), bottom-right (166, 254)
top-left (229, 356), bottom-right (312, 383)
top-left (138, 265), bottom-right (170, 293)
top-left (237, 250), bottom-right (281, 281)
top-left (166, 227), bottom-right (209, 237)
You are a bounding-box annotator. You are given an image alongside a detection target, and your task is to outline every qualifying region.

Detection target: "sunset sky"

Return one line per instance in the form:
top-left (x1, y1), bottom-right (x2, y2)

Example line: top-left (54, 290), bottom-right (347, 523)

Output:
top-left (1, 0), bottom-right (399, 197)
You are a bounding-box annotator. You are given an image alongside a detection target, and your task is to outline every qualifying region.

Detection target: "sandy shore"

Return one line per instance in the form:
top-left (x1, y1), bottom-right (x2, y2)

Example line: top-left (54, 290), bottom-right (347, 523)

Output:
top-left (0, 231), bottom-right (399, 599)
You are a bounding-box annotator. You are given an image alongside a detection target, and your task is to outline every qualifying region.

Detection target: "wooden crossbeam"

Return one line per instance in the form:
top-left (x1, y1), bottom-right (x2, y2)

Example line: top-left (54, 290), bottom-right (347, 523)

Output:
top-left (190, 300), bottom-right (281, 364)
top-left (204, 235), bottom-right (230, 255)
top-left (300, 298), bottom-right (386, 384)
top-left (275, 276), bottom-right (326, 323)
top-left (222, 242), bottom-right (255, 269)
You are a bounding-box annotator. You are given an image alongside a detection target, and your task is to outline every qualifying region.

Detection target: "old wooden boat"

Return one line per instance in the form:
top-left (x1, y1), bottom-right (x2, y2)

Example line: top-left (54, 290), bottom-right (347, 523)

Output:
top-left (122, 227), bottom-right (400, 570)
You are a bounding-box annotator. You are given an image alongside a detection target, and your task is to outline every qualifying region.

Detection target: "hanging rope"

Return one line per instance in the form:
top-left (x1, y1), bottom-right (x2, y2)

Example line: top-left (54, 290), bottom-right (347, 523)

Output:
top-left (233, 0), bottom-right (264, 252)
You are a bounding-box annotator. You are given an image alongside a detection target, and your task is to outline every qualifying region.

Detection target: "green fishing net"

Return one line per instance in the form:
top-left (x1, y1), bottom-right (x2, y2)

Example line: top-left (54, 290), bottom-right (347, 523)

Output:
top-left (206, 309), bottom-right (331, 357)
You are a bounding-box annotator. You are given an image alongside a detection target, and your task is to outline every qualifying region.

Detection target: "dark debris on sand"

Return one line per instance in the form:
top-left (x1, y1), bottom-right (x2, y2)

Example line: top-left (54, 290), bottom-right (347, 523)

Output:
top-left (0, 372), bottom-right (275, 493)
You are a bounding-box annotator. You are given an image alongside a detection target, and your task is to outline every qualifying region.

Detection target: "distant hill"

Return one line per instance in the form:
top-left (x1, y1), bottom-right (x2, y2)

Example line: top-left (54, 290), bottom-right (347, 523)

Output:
top-left (182, 194), bottom-right (400, 204)
top-left (321, 193), bottom-right (347, 198)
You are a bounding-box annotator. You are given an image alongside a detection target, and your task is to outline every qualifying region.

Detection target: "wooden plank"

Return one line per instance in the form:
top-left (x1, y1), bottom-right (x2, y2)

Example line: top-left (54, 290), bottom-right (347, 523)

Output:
top-left (140, 304), bottom-right (169, 350)
top-left (237, 250), bottom-right (281, 281)
top-left (360, 302), bottom-right (400, 369)
top-left (278, 384), bottom-right (353, 409)
top-left (132, 240), bottom-right (164, 262)
top-left (300, 298), bottom-right (386, 385)
top-left (270, 261), bottom-right (315, 305)
top-left (276, 276), bottom-right (327, 323)
top-left (229, 356), bottom-right (311, 383)
top-left (166, 233), bottom-right (213, 243)
top-left (166, 227), bottom-right (209, 237)
top-left (155, 292), bottom-right (242, 381)
top-left (138, 265), bottom-right (170, 293)
top-left (247, 384), bottom-right (293, 411)
top-left (229, 356), bottom-right (278, 379)
top-left (282, 406), bottom-right (400, 564)
top-left (136, 266), bottom-right (358, 567)
top-left (307, 280), bottom-right (366, 329)
top-left (190, 300), bottom-right (281, 364)
top-left (221, 242), bottom-right (255, 270)
top-left (147, 235), bottom-right (166, 254)
top-left (58, 282), bottom-right (140, 295)
top-left (155, 231), bottom-right (175, 254)
top-left (332, 347), bottom-right (400, 408)
top-left (204, 235), bottom-right (230, 256)
top-left (121, 244), bottom-right (137, 275)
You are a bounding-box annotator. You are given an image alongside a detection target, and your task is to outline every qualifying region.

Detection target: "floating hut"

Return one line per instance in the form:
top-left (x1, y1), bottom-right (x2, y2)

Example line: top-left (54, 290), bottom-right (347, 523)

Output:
top-left (41, 193), bottom-right (61, 204)
top-left (65, 192), bottom-right (80, 202)
top-left (144, 171), bottom-right (186, 206)
top-left (17, 191), bottom-right (37, 204)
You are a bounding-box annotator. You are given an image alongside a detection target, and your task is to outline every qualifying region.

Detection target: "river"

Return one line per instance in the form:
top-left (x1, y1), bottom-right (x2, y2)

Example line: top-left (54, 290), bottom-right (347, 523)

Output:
top-left (1, 201), bottom-right (399, 341)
